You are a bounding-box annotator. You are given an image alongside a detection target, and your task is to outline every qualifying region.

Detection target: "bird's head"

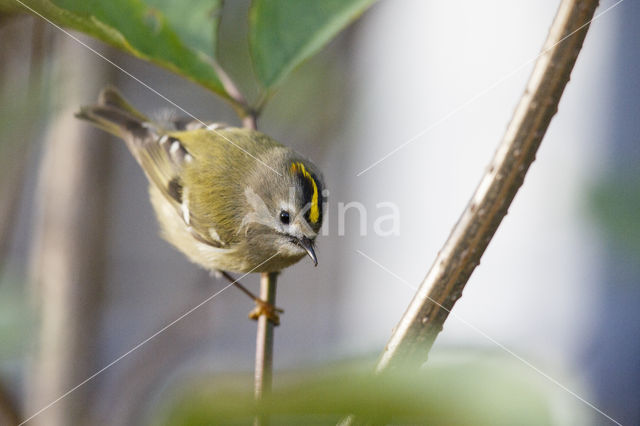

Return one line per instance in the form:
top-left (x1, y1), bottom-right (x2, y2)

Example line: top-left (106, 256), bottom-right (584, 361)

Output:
top-left (242, 154), bottom-right (325, 267)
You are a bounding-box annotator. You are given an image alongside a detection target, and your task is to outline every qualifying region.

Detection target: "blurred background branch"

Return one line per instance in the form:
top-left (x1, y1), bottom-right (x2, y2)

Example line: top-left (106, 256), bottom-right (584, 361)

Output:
top-left (0, 16), bottom-right (46, 275)
top-left (25, 33), bottom-right (114, 426)
top-left (0, 13), bottom-right (51, 426)
top-left (0, 379), bottom-right (20, 426)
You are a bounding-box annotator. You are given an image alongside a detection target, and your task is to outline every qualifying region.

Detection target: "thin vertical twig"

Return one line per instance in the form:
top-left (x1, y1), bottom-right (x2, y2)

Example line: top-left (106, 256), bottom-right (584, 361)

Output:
top-left (207, 11), bottom-right (272, 422)
top-left (205, 8), bottom-right (276, 420)
top-left (254, 271), bottom-right (278, 426)
top-left (220, 61), bottom-right (274, 422)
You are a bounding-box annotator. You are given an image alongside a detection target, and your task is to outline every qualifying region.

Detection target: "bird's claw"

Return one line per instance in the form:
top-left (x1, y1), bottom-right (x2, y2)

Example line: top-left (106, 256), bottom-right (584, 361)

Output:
top-left (249, 299), bottom-right (284, 326)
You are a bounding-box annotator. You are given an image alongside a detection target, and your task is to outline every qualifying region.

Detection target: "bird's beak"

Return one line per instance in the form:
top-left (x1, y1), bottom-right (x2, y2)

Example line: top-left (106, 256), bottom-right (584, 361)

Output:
top-left (296, 236), bottom-right (318, 266)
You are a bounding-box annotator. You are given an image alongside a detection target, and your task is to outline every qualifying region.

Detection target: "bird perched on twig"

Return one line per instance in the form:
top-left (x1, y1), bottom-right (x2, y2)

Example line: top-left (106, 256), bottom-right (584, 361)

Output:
top-left (76, 87), bottom-right (326, 324)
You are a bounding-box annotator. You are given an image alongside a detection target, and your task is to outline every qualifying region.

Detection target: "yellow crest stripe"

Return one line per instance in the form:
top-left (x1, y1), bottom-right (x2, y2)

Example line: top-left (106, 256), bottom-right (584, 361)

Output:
top-left (290, 162), bottom-right (319, 223)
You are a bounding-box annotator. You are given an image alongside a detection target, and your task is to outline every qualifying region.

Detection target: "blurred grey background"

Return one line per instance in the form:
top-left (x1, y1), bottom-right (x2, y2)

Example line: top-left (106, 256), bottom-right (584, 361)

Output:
top-left (1, 0), bottom-right (638, 425)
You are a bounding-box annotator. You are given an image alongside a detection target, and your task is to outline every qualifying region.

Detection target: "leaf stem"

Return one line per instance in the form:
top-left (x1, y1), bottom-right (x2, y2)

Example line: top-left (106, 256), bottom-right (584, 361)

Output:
top-left (243, 112), bottom-right (258, 130)
top-left (376, 0), bottom-right (600, 373)
top-left (211, 60), bottom-right (248, 108)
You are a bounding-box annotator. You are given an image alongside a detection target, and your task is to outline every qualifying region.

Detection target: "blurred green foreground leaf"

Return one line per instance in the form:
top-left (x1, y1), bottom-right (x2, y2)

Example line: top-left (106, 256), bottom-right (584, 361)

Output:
top-left (159, 354), bottom-right (555, 425)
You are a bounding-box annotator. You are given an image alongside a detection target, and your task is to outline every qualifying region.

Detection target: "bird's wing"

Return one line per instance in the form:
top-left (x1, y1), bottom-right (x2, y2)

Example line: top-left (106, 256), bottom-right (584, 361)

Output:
top-left (76, 87), bottom-right (229, 248)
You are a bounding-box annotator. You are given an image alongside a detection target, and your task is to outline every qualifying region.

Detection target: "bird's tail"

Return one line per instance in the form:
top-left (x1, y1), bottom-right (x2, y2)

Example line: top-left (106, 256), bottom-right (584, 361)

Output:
top-left (75, 86), bottom-right (153, 141)
top-left (76, 87), bottom-right (183, 208)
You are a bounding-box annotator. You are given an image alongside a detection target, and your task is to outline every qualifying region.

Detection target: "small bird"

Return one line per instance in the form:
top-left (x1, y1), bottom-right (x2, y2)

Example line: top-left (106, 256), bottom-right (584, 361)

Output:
top-left (76, 87), bottom-right (325, 324)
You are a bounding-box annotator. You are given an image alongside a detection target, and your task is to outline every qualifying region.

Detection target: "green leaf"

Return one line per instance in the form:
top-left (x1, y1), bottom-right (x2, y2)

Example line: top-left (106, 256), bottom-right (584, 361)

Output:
top-left (249, 0), bottom-right (377, 89)
top-left (157, 354), bottom-right (554, 425)
top-left (9, 0), bottom-right (231, 102)
top-left (0, 0), bottom-right (22, 12)
top-left (146, 0), bottom-right (223, 59)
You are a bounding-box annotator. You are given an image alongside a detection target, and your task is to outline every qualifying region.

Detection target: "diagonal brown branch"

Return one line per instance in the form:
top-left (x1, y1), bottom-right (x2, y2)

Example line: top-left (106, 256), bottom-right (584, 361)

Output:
top-left (376, 0), bottom-right (600, 373)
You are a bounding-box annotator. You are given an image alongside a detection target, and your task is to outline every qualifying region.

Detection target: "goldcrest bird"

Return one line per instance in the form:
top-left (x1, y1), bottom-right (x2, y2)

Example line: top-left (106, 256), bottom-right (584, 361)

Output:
top-left (76, 87), bottom-right (325, 323)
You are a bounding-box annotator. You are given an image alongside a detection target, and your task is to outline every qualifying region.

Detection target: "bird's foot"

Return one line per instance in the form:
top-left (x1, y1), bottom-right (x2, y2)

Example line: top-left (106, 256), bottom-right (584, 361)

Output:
top-left (249, 299), bottom-right (284, 326)
top-left (218, 271), bottom-right (284, 325)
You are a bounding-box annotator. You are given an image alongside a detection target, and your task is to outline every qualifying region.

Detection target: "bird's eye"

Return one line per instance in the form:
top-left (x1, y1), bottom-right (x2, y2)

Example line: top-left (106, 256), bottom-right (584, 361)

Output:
top-left (279, 210), bottom-right (290, 225)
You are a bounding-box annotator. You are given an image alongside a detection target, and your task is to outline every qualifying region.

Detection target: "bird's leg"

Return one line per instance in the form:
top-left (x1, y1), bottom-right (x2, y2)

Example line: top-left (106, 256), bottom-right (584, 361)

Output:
top-left (220, 271), bottom-right (283, 326)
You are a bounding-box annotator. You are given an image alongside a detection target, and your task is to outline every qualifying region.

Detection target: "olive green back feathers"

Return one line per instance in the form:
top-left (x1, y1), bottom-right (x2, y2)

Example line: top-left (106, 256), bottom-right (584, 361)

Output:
top-left (76, 87), bottom-right (325, 273)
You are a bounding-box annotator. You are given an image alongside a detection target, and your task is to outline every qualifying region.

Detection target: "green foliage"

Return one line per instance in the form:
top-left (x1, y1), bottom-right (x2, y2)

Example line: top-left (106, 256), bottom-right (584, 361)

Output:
top-left (7, 0), bottom-right (377, 108)
top-left (590, 170), bottom-right (640, 257)
top-left (158, 354), bottom-right (553, 425)
top-left (146, 0), bottom-right (223, 59)
top-left (6, 0), bottom-right (229, 100)
top-left (249, 0), bottom-right (377, 89)
top-left (0, 0), bottom-right (21, 13)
